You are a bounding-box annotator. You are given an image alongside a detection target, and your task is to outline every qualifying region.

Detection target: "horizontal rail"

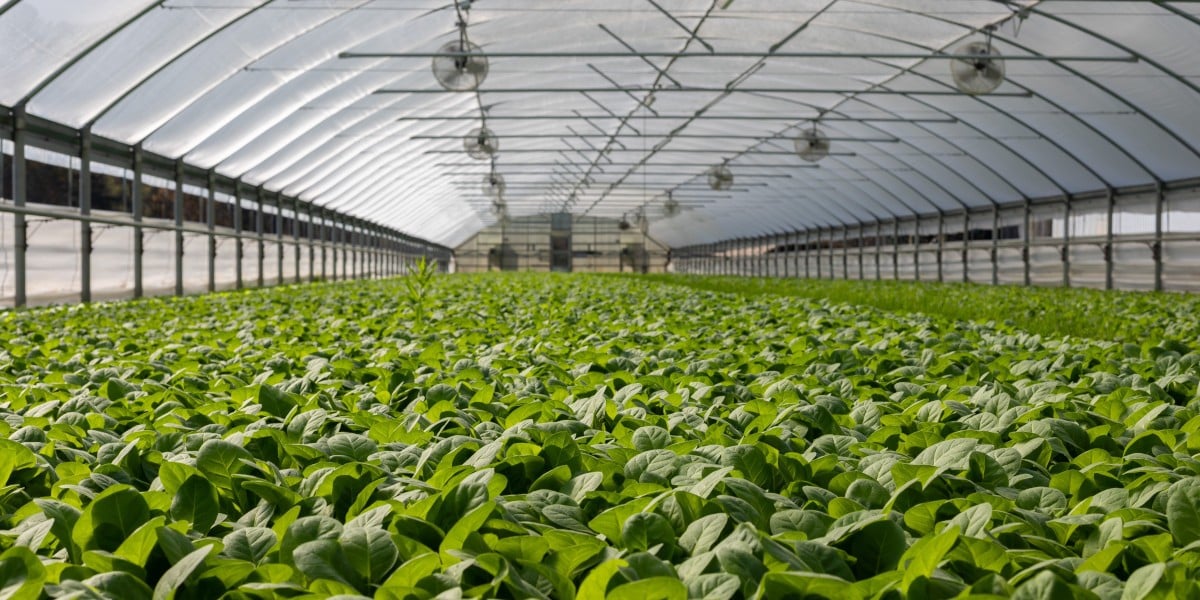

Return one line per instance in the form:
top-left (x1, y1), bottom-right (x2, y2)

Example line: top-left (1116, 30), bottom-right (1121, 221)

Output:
top-left (344, 51), bottom-right (1137, 62)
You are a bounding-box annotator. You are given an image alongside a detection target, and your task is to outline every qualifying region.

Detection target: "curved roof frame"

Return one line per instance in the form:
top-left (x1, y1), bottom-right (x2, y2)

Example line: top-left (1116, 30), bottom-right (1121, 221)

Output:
top-left (2, 1), bottom-right (1197, 247)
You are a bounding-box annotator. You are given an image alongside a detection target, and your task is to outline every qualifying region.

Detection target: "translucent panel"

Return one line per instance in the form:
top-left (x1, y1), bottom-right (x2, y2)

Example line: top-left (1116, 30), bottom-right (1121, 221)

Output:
top-left (25, 216), bottom-right (81, 303)
top-left (141, 221), bottom-right (176, 296)
top-left (1167, 188), bottom-right (1200, 233)
top-left (0, 0), bottom-right (155, 106)
top-left (28, 2), bottom-right (261, 128)
top-left (215, 232), bottom-right (239, 288)
top-left (94, 5), bottom-right (348, 142)
top-left (182, 233), bottom-right (208, 295)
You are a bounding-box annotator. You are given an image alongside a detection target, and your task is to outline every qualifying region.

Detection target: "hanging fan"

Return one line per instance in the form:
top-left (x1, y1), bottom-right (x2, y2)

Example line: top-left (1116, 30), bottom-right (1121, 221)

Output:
top-left (483, 173), bottom-right (506, 197)
top-left (464, 127), bottom-right (499, 159)
top-left (432, 40), bottom-right (489, 91)
top-left (618, 214), bottom-right (632, 231)
top-left (795, 127), bottom-right (831, 163)
top-left (950, 40), bottom-right (1005, 96)
top-left (663, 194), bottom-right (682, 217)
top-left (708, 164), bottom-right (734, 191)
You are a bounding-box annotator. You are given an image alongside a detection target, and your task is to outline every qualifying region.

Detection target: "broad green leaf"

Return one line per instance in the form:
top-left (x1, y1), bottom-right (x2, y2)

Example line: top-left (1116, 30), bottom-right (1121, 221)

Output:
top-left (0, 547), bottom-right (46, 600)
top-left (340, 527), bottom-right (399, 584)
top-left (758, 572), bottom-right (861, 600)
top-left (577, 559), bottom-right (626, 600)
top-left (686, 573), bottom-right (740, 600)
top-left (901, 525), bottom-right (959, 588)
top-left (223, 527), bottom-right (277, 565)
top-left (196, 439), bottom-right (253, 489)
top-left (77, 486), bottom-right (151, 552)
top-left (680, 513), bottom-right (728, 555)
top-left (1166, 479), bottom-right (1200, 547)
top-left (169, 476), bottom-right (219, 534)
top-left (152, 545), bottom-right (212, 600)
top-left (606, 576), bottom-right (686, 600)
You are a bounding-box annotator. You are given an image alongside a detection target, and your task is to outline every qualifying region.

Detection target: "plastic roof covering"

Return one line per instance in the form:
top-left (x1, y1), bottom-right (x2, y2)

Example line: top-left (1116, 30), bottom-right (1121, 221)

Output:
top-left (3, 1), bottom-right (1200, 248)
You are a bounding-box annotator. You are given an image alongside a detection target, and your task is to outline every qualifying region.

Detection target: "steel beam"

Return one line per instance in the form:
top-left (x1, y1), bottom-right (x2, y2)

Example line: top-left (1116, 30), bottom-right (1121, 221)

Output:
top-left (207, 170), bottom-right (216, 293)
top-left (275, 193), bottom-right (284, 286)
top-left (1105, 189), bottom-right (1115, 290)
top-left (892, 220), bottom-right (900, 280)
top-left (133, 145), bottom-right (144, 298)
top-left (992, 205), bottom-right (1000, 286)
top-left (80, 128), bottom-right (93, 303)
top-left (405, 114), bottom-right (957, 123)
top-left (1023, 199), bottom-right (1032, 287)
top-left (1062, 199), bottom-right (1071, 288)
top-left (174, 159), bottom-right (184, 297)
top-left (292, 197), bottom-right (301, 285)
top-left (345, 50), bottom-right (1134, 61)
top-left (1155, 183), bottom-right (1165, 292)
top-left (234, 180), bottom-right (243, 290)
top-left (936, 213), bottom-right (944, 283)
top-left (12, 105), bottom-right (26, 308)
top-left (256, 189), bottom-right (265, 288)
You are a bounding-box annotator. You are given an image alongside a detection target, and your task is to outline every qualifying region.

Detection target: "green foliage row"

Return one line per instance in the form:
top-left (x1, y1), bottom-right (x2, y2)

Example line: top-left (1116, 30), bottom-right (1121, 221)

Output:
top-left (0, 273), bottom-right (1198, 599)
top-left (634, 275), bottom-right (1198, 344)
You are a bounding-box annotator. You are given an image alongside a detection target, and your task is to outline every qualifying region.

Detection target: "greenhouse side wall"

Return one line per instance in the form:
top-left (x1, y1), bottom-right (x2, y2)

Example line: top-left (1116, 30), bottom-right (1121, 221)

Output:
top-left (0, 144), bottom-right (451, 308)
top-left (670, 183), bottom-right (1200, 293)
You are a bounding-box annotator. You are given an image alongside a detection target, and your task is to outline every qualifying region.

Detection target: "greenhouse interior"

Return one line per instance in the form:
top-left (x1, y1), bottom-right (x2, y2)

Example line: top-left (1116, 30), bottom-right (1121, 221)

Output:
top-left (2, 1), bottom-right (1200, 598)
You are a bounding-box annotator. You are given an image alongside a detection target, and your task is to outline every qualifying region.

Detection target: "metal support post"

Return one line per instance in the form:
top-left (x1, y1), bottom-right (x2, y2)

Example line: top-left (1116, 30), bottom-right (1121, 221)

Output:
top-left (132, 146), bottom-right (144, 298)
top-left (913, 220), bottom-right (921, 282)
top-left (233, 180), bottom-right (243, 290)
top-left (341, 217), bottom-right (349, 280)
top-left (778, 234), bottom-right (787, 278)
top-left (275, 194), bottom-right (284, 286)
top-left (292, 197), bottom-right (301, 284)
top-left (832, 227), bottom-right (839, 279)
top-left (962, 212), bottom-right (971, 283)
top-left (256, 188), bottom-right (265, 288)
top-left (352, 222), bottom-right (360, 279)
top-left (330, 212), bottom-right (338, 281)
top-left (207, 170), bottom-right (216, 293)
top-left (12, 106), bottom-right (27, 307)
top-left (892, 220), bottom-right (900, 280)
top-left (841, 226), bottom-right (849, 280)
top-left (1023, 199), bottom-right (1032, 287)
top-left (857, 225), bottom-right (865, 280)
top-left (818, 230), bottom-right (825, 278)
top-left (1062, 199), bottom-right (1071, 288)
top-left (936, 213), bottom-right (944, 283)
top-left (1104, 189), bottom-right (1115, 290)
top-left (1155, 183), bottom-right (1165, 292)
top-left (174, 160), bottom-right (184, 297)
top-left (878, 222), bottom-right (888, 279)
top-left (803, 230), bottom-right (810, 278)
top-left (307, 206), bottom-right (315, 283)
top-left (991, 205), bottom-right (1000, 286)
top-left (80, 128), bottom-right (93, 303)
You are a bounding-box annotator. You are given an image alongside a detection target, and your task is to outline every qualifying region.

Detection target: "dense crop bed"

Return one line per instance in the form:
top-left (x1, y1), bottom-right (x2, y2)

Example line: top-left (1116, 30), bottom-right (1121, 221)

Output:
top-left (1, 274), bottom-right (1199, 599)
top-left (640, 274), bottom-right (1200, 343)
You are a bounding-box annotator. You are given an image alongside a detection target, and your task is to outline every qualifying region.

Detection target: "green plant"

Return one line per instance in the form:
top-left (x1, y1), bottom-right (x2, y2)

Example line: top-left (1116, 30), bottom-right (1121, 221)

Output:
top-left (0, 273), bottom-right (1196, 598)
top-left (631, 273), bottom-right (1199, 345)
top-left (402, 255), bottom-right (439, 325)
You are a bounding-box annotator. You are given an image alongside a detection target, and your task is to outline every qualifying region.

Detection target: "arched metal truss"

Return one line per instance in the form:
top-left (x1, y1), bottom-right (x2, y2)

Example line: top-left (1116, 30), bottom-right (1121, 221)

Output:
top-left (1, 0), bottom-right (1199, 264)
